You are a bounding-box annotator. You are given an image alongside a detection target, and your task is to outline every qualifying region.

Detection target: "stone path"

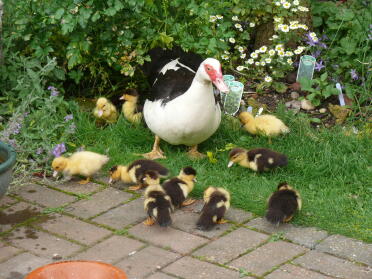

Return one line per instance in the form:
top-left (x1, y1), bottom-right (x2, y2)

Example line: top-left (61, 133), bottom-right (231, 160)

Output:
top-left (0, 178), bottom-right (371, 279)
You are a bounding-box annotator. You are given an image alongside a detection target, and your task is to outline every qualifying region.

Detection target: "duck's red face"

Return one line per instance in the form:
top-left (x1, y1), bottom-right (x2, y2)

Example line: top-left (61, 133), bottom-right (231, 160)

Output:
top-left (204, 63), bottom-right (229, 93)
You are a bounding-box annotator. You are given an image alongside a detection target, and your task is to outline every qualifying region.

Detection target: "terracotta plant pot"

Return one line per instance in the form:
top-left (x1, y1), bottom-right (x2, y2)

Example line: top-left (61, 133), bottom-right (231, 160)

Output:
top-left (25, 261), bottom-right (127, 279)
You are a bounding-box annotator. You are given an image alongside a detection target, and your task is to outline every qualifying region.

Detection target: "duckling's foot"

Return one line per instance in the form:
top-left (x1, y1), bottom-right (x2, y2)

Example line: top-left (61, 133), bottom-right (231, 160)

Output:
top-left (217, 218), bottom-right (228, 224)
top-left (187, 145), bottom-right (206, 159)
top-left (142, 149), bottom-right (166, 160)
top-left (143, 217), bottom-right (155, 226)
top-left (284, 215), bottom-right (293, 223)
top-left (78, 177), bottom-right (90, 185)
top-left (128, 185), bottom-right (142, 191)
top-left (182, 198), bottom-right (196, 206)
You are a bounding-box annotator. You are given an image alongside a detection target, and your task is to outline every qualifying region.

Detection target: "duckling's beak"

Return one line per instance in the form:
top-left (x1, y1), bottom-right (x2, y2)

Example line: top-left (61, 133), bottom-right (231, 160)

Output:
top-left (193, 178), bottom-right (197, 182)
top-left (227, 161), bottom-right (234, 168)
top-left (119, 95), bottom-right (125, 100)
top-left (53, 170), bottom-right (59, 178)
top-left (97, 110), bottom-right (103, 117)
top-left (108, 177), bottom-right (113, 184)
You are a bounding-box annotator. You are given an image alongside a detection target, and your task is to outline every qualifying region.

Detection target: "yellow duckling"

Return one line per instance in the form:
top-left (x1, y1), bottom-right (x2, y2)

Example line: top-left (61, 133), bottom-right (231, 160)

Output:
top-left (239, 111), bottom-right (289, 141)
top-left (120, 89), bottom-right (143, 124)
top-left (93, 97), bottom-right (118, 124)
top-left (52, 151), bottom-right (109, 184)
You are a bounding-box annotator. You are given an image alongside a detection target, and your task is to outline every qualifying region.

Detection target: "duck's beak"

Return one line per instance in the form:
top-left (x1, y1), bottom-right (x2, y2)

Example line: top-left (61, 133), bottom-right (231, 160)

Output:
top-left (53, 170), bottom-right (59, 178)
top-left (227, 161), bottom-right (234, 168)
top-left (97, 110), bottom-right (103, 117)
top-left (213, 76), bottom-right (229, 93)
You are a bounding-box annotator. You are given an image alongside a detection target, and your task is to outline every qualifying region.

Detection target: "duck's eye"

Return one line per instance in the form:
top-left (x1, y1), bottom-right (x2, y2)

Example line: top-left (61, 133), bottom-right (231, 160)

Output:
top-left (207, 66), bottom-right (211, 71)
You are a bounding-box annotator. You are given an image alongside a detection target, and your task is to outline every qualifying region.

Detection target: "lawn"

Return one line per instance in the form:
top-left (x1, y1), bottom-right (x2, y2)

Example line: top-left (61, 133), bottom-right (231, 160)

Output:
top-left (72, 107), bottom-right (372, 242)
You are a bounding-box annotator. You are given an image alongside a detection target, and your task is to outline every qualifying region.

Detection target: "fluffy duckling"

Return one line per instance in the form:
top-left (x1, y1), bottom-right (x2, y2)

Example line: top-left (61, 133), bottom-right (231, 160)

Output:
top-left (120, 88), bottom-right (143, 124)
top-left (109, 159), bottom-right (169, 191)
top-left (162, 167), bottom-right (197, 208)
top-left (196, 187), bottom-right (230, 231)
top-left (93, 97), bottom-right (118, 124)
top-left (52, 151), bottom-right (109, 184)
top-left (266, 182), bottom-right (302, 225)
top-left (143, 171), bottom-right (173, 227)
top-left (228, 147), bottom-right (287, 172)
top-left (239, 111), bottom-right (289, 142)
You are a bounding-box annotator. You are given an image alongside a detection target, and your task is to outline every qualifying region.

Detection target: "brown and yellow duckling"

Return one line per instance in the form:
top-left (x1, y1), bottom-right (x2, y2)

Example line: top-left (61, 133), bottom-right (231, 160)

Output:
top-left (109, 159), bottom-right (169, 191)
top-left (196, 186), bottom-right (230, 231)
top-left (143, 171), bottom-right (173, 227)
top-left (266, 182), bottom-right (301, 225)
top-left (162, 166), bottom-right (197, 208)
top-left (52, 151), bottom-right (109, 184)
top-left (93, 97), bottom-right (118, 124)
top-left (239, 111), bottom-right (289, 143)
top-left (228, 147), bottom-right (287, 172)
top-left (120, 88), bottom-right (143, 124)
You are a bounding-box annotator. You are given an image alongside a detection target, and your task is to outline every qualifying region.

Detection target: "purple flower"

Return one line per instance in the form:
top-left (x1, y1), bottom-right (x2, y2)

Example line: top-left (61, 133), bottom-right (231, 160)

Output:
top-left (350, 69), bottom-right (359, 80)
top-left (305, 32), bottom-right (317, 47)
top-left (48, 86), bottom-right (59, 97)
top-left (319, 42), bottom-right (327, 49)
top-left (311, 50), bottom-right (321, 58)
top-left (64, 114), bottom-right (73, 121)
top-left (321, 34), bottom-right (329, 41)
top-left (52, 143), bottom-right (66, 157)
top-left (315, 60), bottom-right (325, 72)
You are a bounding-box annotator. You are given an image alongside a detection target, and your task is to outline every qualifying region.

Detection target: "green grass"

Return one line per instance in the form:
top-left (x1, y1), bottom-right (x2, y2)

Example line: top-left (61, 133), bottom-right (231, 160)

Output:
top-left (72, 108), bottom-right (372, 242)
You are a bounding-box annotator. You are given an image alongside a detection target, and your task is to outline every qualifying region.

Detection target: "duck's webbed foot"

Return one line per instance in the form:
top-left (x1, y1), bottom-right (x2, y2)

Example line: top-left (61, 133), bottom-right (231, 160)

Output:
top-left (142, 135), bottom-right (166, 160)
top-left (187, 145), bottom-right (206, 159)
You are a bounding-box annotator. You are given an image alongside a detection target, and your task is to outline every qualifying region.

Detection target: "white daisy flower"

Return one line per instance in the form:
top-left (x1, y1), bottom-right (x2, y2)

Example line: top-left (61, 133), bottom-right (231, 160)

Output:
top-left (293, 0), bottom-right (300, 5)
top-left (280, 24), bottom-right (290, 32)
top-left (260, 61), bottom-right (266, 66)
top-left (278, 50), bottom-right (285, 57)
top-left (290, 23), bottom-right (299, 29)
top-left (275, 1), bottom-right (281, 6)
top-left (265, 58), bottom-right (272, 63)
top-left (309, 32), bottom-right (317, 38)
top-left (255, 61), bottom-right (260, 66)
top-left (285, 51), bottom-right (293, 56)
top-left (221, 54), bottom-right (229, 60)
top-left (238, 46), bottom-right (244, 52)
top-left (291, 8), bottom-right (298, 12)
top-left (216, 15), bottom-right (223, 19)
top-left (238, 28), bottom-right (243, 32)
top-left (274, 17), bottom-right (282, 23)
top-left (235, 23), bottom-right (242, 29)
top-left (275, 44), bottom-right (284, 51)
top-left (236, 66), bottom-right (245, 71)
top-left (283, 2), bottom-right (291, 9)
top-left (272, 35), bottom-right (279, 39)
top-left (250, 52), bottom-right (258, 59)
top-left (264, 76), bottom-right (273, 82)
top-left (249, 22), bottom-right (255, 27)
top-left (229, 37), bottom-right (236, 43)
top-left (209, 15), bottom-right (217, 22)
top-left (219, 38), bottom-right (225, 42)
top-left (287, 58), bottom-right (293, 64)
top-left (298, 6), bottom-right (309, 12)
top-left (280, 0), bottom-right (286, 3)
top-left (240, 53), bottom-right (246, 59)
top-left (224, 50), bottom-right (230, 54)
top-left (259, 46), bottom-right (267, 53)
top-left (269, 49), bottom-right (276, 56)
top-left (294, 46), bottom-right (305, 54)
top-left (254, 49), bottom-right (260, 54)
top-left (232, 16), bottom-right (239, 21)
top-left (247, 58), bottom-right (254, 64)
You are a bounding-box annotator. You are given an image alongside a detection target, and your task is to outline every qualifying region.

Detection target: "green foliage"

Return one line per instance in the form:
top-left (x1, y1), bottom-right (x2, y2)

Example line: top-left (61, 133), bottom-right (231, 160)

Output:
top-left (310, 0), bottom-right (371, 107)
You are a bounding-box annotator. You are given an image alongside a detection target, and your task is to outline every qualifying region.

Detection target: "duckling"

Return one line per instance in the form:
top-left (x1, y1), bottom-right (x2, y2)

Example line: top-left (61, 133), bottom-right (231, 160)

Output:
top-left (228, 147), bottom-right (287, 172)
top-left (52, 151), bottom-right (109, 184)
top-left (239, 111), bottom-right (289, 143)
top-left (162, 166), bottom-right (197, 208)
top-left (143, 171), bottom-right (173, 227)
top-left (93, 97), bottom-right (118, 124)
top-left (120, 88), bottom-right (143, 124)
top-left (108, 159), bottom-right (169, 191)
top-left (266, 182), bottom-right (301, 225)
top-left (196, 186), bottom-right (230, 231)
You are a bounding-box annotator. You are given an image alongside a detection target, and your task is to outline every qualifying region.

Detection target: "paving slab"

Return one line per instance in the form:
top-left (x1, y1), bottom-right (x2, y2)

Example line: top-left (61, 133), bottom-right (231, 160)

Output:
top-left (0, 252), bottom-right (50, 279)
top-left (163, 256), bottom-right (243, 279)
top-left (73, 235), bottom-right (145, 264)
top-left (246, 217), bottom-right (328, 248)
top-left (36, 214), bottom-right (111, 245)
top-left (193, 227), bottom-right (269, 264)
top-left (294, 250), bottom-right (371, 279)
top-left (0, 196), bottom-right (18, 208)
top-left (115, 245), bottom-right (180, 278)
top-left (13, 183), bottom-right (75, 207)
top-left (0, 202), bottom-right (42, 233)
top-left (315, 234), bottom-right (372, 266)
top-left (68, 188), bottom-right (133, 219)
top-left (3, 226), bottom-right (82, 259)
top-left (265, 264), bottom-right (333, 279)
top-left (225, 208), bottom-right (254, 223)
top-left (129, 223), bottom-right (209, 254)
top-left (180, 199), bottom-right (204, 213)
top-left (171, 210), bottom-right (232, 239)
top-left (46, 179), bottom-right (103, 194)
top-left (229, 240), bottom-right (307, 276)
top-left (93, 197), bottom-right (145, 229)
top-left (146, 272), bottom-right (178, 279)
top-left (0, 242), bottom-right (22, 263)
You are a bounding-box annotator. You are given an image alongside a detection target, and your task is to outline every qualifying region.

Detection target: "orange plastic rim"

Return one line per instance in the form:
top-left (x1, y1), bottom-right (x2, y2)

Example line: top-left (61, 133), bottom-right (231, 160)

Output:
top-left (25, 260), bottom-right (127, 279)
